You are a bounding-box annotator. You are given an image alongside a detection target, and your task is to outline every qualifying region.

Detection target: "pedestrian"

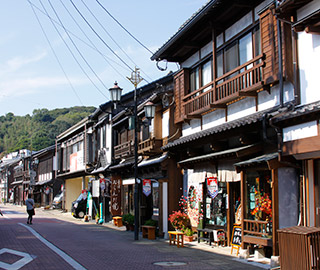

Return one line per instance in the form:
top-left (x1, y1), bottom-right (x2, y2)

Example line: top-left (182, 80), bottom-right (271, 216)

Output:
top-left (25, 194), bottom-right (35, 224)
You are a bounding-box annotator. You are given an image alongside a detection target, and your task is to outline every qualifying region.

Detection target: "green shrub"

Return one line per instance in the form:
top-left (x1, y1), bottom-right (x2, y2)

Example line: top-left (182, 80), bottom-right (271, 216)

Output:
top-left (144, 219), bottom-right (157, 227)
top-left (122, 213), bottom-right (134, 225)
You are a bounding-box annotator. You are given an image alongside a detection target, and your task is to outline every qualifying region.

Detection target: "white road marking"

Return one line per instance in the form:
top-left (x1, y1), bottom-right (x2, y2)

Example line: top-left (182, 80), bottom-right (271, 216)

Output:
top-left (0, 248), bottom-right (33, 270)
top-left (19, 223), bottom-right (86, 270)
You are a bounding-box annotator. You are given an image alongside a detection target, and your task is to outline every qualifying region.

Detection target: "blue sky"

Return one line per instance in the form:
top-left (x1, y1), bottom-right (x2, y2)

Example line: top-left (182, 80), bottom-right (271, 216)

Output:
top-left (0, 0), bottom-right (208, 116)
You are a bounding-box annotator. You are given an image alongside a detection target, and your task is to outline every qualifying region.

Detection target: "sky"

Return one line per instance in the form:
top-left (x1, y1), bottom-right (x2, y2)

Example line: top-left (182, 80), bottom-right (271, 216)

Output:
top-left (0, 0), bottom-right (208, 116)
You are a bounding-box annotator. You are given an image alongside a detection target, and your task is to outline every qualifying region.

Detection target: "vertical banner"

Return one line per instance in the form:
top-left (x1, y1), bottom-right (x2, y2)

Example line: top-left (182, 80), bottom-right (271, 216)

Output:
top-left (111, 176), bottom-right (121, 216)
top-left (207, 177), bottom-right (219, 199)
top-left (142, 179), bottom-right (151, 196)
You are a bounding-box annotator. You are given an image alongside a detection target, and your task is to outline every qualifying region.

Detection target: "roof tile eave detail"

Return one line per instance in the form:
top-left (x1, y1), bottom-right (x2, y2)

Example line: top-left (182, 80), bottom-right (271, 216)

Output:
top-left (163, 110), bottom-right (273, 150)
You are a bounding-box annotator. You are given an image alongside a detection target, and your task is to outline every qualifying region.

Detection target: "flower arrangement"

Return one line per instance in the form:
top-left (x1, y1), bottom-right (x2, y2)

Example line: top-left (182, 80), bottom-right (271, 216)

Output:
top-left (168, 210), bottom-right (190, 231)
top-left (251, 189), bottom-right (272, 218)
top-left (179, 192), bottom-right (204, 227)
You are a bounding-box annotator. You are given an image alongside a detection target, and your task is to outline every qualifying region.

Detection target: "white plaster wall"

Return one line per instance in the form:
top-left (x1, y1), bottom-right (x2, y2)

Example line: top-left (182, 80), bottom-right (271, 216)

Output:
top-left (258, 86), bottom-right (279, 111)
top-left (106, 123), bottom-right (112, 164)
top-left (283, 121), bottom-right (318, 142)
top-left (298, 31), bottom-right (320, 105)
top-left (202, 109), bottom-right (226, 130)
top-left (227, 97), bottom-right (256, 122)
top-left (258, 82), bottom-right (294, 111)
top-left (182, 119), bottom-right (202, 137)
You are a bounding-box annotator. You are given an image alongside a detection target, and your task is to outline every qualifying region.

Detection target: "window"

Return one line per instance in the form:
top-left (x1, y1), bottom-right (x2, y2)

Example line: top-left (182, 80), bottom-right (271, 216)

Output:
top-left (141, 124), bottom-right (150, 141)
top-left (245, 171), bottom-right (272, 222)
top-left (216, 25), bottom-right (260, 79)
top-left (189, 67), bottom-right (199, 93)
top-left (201, 59), bottom-right (212, 91)
top-left (102, 125), bottom-right (106, 148)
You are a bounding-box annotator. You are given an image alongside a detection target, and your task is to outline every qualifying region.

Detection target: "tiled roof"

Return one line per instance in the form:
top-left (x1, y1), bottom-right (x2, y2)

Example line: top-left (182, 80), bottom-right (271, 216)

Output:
top-left (151, 0), bottom-right (217, 61)
top-left (162, 109), bottom-right (276, 150)
top-left (272, 101), bottom-right (320, 123)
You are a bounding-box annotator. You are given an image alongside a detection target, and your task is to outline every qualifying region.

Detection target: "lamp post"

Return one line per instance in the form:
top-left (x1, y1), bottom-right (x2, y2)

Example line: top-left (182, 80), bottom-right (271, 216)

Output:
top-left (109, 67), bottom-right (155, 240)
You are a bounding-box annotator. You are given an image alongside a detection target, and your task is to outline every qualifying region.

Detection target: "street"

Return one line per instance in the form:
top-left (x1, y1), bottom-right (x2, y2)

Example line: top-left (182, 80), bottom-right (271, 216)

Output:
top-left (0, 204), bottom-right (265, 270)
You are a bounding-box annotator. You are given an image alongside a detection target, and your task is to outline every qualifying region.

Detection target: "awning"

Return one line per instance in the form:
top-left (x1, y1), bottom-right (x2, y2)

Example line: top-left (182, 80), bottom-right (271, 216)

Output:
top-left (35, 178), bottom-right (53, 186)
top-left (11, 180), bottom-right (23, 186)
top-left (138, 153), bottom-right (168, 168)
top-left (179, 144), bottom-right (255, 166)
top-left (234, 152), bottom-right (278, 171)
top-left (91, 165), bottom-right (110, 174)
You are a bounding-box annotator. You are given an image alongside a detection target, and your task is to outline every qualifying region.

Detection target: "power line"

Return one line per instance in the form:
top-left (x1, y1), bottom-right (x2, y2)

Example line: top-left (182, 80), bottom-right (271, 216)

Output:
top-left (27, 0), bottom-right (84, 106)
top-left (79, 0), bottom-right (153, 83)
top-left (95, 0), bottom-right (154, 56)
top-left (37, 0), bottom-right (108, 99)
top-left (69, 0), bottom-right (134, 73)
top-left (58, 0), bottom-right (129, 81)
top-left (28, 1), bottom-right (130, 76)
top-left (47, 0), bottom-right (110, 93)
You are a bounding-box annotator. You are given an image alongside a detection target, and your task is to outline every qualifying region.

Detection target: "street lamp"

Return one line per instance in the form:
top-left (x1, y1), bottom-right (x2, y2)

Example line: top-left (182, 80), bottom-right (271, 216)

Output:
top-left (109, 67), bottom-right (156, 240)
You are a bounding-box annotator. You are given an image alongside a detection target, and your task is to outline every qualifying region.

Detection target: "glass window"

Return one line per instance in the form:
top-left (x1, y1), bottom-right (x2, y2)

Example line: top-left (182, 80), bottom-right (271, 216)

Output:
top-left (189, 67), bottom-right (199, 93)
top-left (253, 26), bottom-right (261, 57)
top-left (201, 59), bottom-right (212, 87)
top-left (239, 32), bottom-right (253, 66)
top-left (102, 125), bottom-right (106, 148)
top-left (245, 171), bottom-right (272, 221)
top-left (225, 42), bottom-right (239, 74)
top-left (216, 51), bottom-right (224, 79)
top-left (205, 182), bottom-right (227, 226)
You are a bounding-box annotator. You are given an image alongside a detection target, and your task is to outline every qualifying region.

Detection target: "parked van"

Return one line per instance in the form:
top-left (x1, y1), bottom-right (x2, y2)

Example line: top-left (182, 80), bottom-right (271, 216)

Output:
top-left (52, 192), bottom-right (63, 209)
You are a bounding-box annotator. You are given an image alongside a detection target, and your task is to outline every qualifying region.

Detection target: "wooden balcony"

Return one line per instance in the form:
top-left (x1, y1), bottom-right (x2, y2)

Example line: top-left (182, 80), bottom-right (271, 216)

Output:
top-left (183, 54), bottom-right (265, 117)
top-left (114, 140), bottom-right (134, 159)
top-left (138, 137), bottom-right (162, 155)
top-left (243, 219), bottom-right (272, 247)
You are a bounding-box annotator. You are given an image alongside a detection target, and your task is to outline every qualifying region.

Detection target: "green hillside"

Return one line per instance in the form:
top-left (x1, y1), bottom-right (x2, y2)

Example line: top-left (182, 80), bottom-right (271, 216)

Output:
top-left (0, 106), bottom-right (96, 156)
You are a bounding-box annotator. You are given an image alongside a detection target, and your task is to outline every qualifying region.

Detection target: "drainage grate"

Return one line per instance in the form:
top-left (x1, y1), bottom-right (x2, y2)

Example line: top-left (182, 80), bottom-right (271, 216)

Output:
top-left (153, 261), bottom-right (187, 267)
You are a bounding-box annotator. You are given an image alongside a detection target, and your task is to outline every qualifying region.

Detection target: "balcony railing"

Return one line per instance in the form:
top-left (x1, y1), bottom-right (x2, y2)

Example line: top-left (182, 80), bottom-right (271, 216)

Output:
top-left (183, 54), bottom-right (265, 116)
top-left (114, 140), bottom-right (134, 159)
top-left (138, 137), bottom-right (162, 155)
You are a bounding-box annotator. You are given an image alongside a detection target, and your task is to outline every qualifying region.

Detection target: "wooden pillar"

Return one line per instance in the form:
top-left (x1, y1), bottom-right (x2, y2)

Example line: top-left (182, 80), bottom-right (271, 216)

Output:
top-left (240, 171), bottom-right (245, 249)
top-left (227, 182), bottom-right (231, 246)
top-left (272, 168), bottom-right (279, 256)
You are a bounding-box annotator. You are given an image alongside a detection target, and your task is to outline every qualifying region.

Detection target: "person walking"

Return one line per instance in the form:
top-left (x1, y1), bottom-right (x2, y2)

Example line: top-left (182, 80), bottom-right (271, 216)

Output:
top-left (25, 194), bottom-right (35, 224)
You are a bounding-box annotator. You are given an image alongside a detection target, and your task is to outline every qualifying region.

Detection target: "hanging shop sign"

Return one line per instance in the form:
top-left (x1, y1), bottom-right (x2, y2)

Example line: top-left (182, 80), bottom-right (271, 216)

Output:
top-left (142, 179), bottom-right (151, 197)
top-left (207, 177), bottom-right (218, 199)
top-left (100, 178), bottom-right (106, 190)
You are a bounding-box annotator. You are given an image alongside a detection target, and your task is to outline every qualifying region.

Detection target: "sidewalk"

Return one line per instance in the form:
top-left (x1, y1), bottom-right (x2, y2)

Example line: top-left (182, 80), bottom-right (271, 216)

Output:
top-left (2, 203), bottom-right (271, 269)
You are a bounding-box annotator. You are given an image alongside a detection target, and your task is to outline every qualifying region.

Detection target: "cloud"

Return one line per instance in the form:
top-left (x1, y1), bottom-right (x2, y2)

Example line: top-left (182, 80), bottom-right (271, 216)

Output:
top-left (3, 51), bottom-right (48, 73)
top-left (0, 75), bottom-right (89, 99)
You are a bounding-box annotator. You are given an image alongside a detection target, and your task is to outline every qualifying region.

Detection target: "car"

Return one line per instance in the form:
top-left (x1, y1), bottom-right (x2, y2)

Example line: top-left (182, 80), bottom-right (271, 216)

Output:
top-left (71, 194), bottom-right (87, 218)
top-left (52, 192), bottom-right (63, 209)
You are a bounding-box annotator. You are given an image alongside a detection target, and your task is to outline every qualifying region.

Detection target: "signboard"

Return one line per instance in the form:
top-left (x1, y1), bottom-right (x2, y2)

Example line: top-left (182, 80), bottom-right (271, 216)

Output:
top-left (142, 179), bottom-right (151, 196)
top-left (207, 177), bottom-right (218, 199)
top-left (231, 225), bottom-right (242, 256)
top-left (111, 177), bottom-right (121, 216)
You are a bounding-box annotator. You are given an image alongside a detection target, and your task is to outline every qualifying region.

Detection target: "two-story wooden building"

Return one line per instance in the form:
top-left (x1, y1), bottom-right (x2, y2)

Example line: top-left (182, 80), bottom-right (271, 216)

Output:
top-left (109, 73), bottom-right (180, 238)
top-left (152, 0), bottom-right (302, 256)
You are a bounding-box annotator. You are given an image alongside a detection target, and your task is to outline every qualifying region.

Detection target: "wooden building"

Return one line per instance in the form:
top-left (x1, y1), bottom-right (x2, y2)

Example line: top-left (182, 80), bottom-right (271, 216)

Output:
top-left (108, 73), bottom-right (180, 238)
top-left (152, 0), bottom-right (302, 255)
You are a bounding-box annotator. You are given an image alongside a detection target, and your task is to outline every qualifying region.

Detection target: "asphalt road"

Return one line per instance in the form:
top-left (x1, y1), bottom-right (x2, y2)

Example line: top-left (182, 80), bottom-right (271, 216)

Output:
top-left (0, 204), bottom-right (265, 270)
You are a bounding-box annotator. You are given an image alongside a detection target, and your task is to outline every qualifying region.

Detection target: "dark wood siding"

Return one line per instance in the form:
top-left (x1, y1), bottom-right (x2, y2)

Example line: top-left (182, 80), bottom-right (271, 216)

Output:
top-left (260, 7), bottom-right (279, 85)
top-left (174, 69), bottom-right (189, 124)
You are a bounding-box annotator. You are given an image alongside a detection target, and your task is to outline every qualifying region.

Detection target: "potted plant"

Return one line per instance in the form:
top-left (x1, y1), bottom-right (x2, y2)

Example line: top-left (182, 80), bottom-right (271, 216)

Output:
top-left (122, 213), bottom-right (134, 231)
top-left (144, 219), bottom-right (157, 227)
top-left (183, 227), bottom-right (194, 242)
